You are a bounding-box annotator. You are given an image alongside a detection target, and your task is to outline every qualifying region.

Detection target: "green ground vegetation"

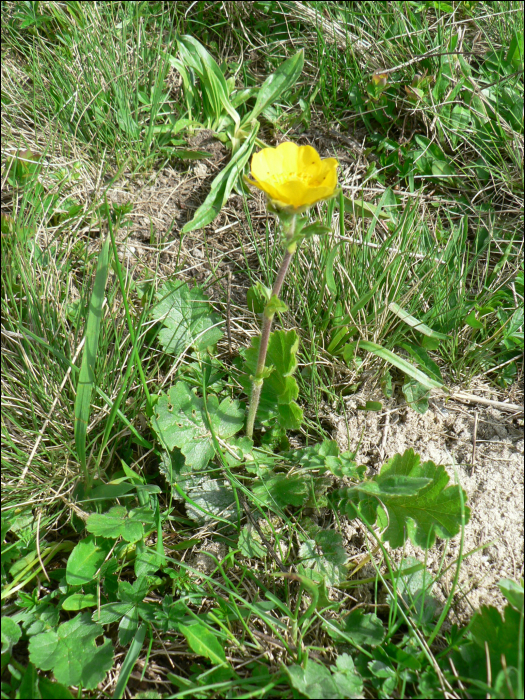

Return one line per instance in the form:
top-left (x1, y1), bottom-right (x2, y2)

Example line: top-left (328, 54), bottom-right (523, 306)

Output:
top-left (1, 2), bottom-right (523, 698)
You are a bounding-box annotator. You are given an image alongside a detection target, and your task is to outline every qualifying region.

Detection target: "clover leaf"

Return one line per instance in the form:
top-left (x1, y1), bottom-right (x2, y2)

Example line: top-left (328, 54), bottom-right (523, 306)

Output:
top-left (28, 612), bottom-right (113, 690)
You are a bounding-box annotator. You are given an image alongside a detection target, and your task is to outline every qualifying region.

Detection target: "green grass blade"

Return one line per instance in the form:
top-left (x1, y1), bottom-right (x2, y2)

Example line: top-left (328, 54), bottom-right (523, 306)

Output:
top-left (389, 302), bottom-right (448, 339)
top-left (359, 340), bottom-right (444, 390)
top-left (112, 623), bottom-right (147, 699)
top-left (74, 235), bottom-right (111, 484)
top-left (324, 241), bottom-right (345, 295)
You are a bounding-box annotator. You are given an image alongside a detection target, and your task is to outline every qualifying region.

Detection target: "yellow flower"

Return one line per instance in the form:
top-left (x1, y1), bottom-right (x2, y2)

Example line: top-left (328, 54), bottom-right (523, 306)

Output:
top-left (246, 142), bottom-right (339, 213)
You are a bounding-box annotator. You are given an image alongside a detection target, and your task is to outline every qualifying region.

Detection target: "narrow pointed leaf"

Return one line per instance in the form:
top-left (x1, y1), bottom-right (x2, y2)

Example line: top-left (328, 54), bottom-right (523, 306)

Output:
top-left (177, 35), bottom-right (240, 126)
top-left (389, 302), bottom-right (448, 339)
top-left (74, 235), bottom-right (111, 476)
top-left (112, 623), bottom-right (147, 699)
top-left (179, 623), bottom-right (227, 666)
top-left (359, 340), bottom-right (444, 390)
top-left (182, 124), bottom-right (258, 232)
top-left (248, 50), bottom-right (304, 122)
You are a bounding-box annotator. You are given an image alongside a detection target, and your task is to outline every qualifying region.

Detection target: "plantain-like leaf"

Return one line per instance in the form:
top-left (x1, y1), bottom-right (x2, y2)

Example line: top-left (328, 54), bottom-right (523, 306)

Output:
top-left (181, 123), bottom-right (258, 233)
top-left (359, 340), bottom-right (444, 391)
top-left (177, 35), bottom-right (240, 127)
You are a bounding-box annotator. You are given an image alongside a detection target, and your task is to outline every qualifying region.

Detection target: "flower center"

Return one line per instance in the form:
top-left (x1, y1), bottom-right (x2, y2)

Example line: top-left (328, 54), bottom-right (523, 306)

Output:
top-left (269, 172), bottom-right (321, 187)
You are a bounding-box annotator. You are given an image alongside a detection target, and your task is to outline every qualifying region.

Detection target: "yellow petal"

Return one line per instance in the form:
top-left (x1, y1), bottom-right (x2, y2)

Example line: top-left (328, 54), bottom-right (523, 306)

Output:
top-left (249, 142), bottom-right (339, 210)
top-left (252, 177), bottom-right (291, 204)
top-left (270, 179), bottom-right (308, 208)
top-left (296, 145), bottom-right (322, 176)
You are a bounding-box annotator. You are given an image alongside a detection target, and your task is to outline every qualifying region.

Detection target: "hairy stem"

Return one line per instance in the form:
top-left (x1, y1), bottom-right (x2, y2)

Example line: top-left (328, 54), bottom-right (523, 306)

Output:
top-left (246, 219), bottom-right (296, 438)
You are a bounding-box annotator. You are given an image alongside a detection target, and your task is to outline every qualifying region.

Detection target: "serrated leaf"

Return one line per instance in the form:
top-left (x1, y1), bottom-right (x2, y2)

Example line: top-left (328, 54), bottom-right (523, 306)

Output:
top-left (328, 457), bottom-right (367, 480)
top-left (332, 654), bottom-right (365, 698)
top-left (152, 281), bottom-right (223, 356)
top-left (298, 541), bottom-right (347, 587)
top-left (118, 577), bottom-right (149, 605)
top-left (470, 604), bottom-right (521, 673)
top-left (1, 616), bottom-right (21, 652)
top-left (326, 609), bottom-right (385, 646)
top-left (277, 401), bottom-right (303, 430)
top-left (66, 535), bottom-right (113, 586)
top-left (241, 330), bottom-right (303, 430)
top-left (186, 477), bottom-right (237, 524)
top-left (134, 539), bottom-right (164, 578)
top-left (286, 658), bottom-right (352, 699)
top-left (289, 440), bottom-right (364, 479)
top-left (253, 473), bottom-right (310, 509)
top-left (292, 440), bottom-right (340, 468)
top-left (86, 505), bottom-right (144, 543)
top-left (355, 476), bottom-right (432, 497)
top-left (314, 530), bottom-right (348, 565)
top-left (238, 525), bottom-right (266, 558)
top-left (151, 382), bottom-right (244, 470)
top-left (265, 294), bottom-right (288, 316)
top-left (333, 449), bottom-right (470, 549)
top-left (247, 282), bottom-right (271, 314)
top-left (28, 612), bottom-right (114, 690)
top-left (179, 623), bottom-right (227, 666)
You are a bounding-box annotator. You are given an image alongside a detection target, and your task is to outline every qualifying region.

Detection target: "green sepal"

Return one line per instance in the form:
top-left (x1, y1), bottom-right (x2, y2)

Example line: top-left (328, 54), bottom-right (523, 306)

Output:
top-left (287, 221), bottom-right (332, 247)
top-left (251, 364), bottom-right (275, 382)
top-left (264, 295), bottom-right (288, 318)
top-left (247, 282), bottom-right (272, 314)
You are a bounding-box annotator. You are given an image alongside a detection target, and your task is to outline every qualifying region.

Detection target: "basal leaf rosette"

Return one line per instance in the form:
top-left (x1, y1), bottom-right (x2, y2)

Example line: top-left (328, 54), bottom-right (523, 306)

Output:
top-left (246, 142), bottom-right (339, 215)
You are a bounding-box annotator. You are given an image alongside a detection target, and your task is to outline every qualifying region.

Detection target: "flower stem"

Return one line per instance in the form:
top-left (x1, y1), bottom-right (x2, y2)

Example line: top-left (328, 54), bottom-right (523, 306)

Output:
top-left (246, 220), bottom-right (296, 439)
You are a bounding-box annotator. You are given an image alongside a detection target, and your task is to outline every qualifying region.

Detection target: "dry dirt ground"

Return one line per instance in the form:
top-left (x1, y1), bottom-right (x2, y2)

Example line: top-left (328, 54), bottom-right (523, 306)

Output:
top-left (324, 379), bottom-right (524, 625)
top-left (103, 129), bottom-right (523, 626)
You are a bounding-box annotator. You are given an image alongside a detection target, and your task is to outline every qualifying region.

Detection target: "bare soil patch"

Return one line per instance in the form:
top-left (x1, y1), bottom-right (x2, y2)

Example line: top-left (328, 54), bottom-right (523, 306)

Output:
top-left (321, 379), bottom-right (524, 624)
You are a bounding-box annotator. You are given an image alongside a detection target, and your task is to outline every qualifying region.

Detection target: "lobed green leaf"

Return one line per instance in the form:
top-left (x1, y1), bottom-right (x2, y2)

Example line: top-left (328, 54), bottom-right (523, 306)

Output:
top-left (28, 613), bottom-right (113, 690)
